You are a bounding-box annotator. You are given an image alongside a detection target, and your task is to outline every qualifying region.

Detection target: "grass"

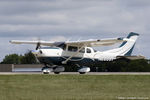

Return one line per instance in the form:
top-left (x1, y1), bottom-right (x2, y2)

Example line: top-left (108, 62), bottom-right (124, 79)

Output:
top-left (0, 75), bottom-right (150, 100)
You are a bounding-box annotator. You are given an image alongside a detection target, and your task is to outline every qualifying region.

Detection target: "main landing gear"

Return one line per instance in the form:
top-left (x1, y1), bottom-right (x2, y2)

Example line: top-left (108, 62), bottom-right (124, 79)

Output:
top-left (78, 66), bottom-right (90, 74)
top-left (41, 65), bottom-right (65, 74)
top-left (41, 64), bottom-right (90, 74)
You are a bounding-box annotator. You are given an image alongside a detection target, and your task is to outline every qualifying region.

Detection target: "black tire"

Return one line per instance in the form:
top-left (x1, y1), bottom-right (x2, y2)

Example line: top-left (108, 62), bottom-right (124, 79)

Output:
top-left (54, 72), bottom-right (60, 74)
top-left (79, 72), bottom-right (86, 74)
top-left (43, 72), bottom-right (49, 74)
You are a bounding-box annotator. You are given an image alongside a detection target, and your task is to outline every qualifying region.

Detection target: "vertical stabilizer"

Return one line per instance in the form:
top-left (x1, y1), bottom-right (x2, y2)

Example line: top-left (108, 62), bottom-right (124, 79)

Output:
top-left (105, 32), bottom-right (139, 56)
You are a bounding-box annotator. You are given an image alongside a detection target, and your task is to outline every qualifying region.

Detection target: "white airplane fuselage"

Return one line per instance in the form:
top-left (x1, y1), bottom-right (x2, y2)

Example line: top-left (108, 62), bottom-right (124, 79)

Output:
top-left (33, 47), bottom-right (117, 65)
top-left (33, 32), bottom-right (139, 67)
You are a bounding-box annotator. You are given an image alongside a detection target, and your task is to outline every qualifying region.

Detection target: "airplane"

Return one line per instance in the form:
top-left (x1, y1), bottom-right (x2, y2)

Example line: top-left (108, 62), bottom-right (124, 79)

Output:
top-left (10, 32), bottom-right (143, 74)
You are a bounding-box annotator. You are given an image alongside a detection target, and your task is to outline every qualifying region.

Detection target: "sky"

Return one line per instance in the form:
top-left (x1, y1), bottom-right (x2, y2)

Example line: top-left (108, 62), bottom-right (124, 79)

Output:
top-left (0, 0), bottom-right (150, 61)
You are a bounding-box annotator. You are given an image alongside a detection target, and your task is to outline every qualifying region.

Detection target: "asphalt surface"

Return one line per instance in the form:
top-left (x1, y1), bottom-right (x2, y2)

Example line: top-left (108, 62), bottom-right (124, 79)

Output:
top-left (1, 72), bottom-right (150, 75)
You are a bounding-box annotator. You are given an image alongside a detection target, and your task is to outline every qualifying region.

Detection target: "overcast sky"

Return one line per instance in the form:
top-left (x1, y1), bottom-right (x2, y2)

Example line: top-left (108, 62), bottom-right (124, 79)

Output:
top-left (0, 0), bottom-right (150, 61)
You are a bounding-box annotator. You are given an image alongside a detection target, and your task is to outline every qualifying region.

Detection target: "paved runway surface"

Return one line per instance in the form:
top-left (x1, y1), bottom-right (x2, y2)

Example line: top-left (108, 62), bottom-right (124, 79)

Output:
top-left (1, 72), bottom-right (150, 75)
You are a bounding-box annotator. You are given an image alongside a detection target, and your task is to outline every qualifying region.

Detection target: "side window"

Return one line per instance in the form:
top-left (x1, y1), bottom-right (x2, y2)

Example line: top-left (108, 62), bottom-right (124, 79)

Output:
top-left (68, 46), bottom-right (78, 52)
top-left (79, 48), bottom-right (85, 53)
top-left (86, 48), bottom-right (91, 53)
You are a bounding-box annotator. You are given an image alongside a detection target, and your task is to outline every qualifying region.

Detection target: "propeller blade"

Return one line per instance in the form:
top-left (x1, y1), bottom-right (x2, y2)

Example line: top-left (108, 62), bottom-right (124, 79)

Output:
top-left (36, 42), bottom-right (40, 50)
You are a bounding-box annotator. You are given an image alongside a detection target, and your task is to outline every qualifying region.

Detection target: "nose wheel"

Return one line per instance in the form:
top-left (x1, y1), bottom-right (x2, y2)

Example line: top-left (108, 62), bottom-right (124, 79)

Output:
top-left (42, 66), bottom-right (52, 74)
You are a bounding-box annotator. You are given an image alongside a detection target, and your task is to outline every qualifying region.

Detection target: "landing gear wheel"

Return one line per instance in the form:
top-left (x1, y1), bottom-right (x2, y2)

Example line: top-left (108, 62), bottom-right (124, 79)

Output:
top-left (54, 72), bottom-right (60, 74)
top-left (42, 66), bottom-right (52, 74)
top-left (79, 72), bottom-right (86, 74)
top-left (43, 72), bottom-right (50, 74)
top-left (78, 66), bottom-right (90, 74)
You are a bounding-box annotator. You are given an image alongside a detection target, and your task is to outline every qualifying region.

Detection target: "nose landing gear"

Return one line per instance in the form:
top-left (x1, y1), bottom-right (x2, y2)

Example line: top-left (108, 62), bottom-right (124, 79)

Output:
top-left (42, 66), bottom-right (52, 74)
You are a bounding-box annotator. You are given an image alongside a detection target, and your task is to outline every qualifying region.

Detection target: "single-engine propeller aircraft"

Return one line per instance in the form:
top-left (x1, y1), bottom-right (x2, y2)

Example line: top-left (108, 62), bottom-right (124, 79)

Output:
top-left (10, 32), bottom-right (143, 74)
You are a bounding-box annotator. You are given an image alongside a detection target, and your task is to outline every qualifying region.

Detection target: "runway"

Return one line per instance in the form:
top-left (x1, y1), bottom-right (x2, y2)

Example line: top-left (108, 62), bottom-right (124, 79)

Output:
top-left (1, 72), bottom-right (150, 75)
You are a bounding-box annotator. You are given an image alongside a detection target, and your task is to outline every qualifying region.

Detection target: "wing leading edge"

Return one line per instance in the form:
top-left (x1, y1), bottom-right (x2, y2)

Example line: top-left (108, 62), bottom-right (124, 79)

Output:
top-left (10, 40), bottom-right (54, 46)
top-left (65, 37), bottom-right (126, 47)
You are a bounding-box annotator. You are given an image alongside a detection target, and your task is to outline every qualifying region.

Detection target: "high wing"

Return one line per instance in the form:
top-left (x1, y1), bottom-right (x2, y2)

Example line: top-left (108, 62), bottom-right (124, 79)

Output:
top-left (10, 37), bottom-right (127, 47)
top-left (66, 38), bottom-right (127, 47)
top-left (10, 40), bottom-right (55, 46)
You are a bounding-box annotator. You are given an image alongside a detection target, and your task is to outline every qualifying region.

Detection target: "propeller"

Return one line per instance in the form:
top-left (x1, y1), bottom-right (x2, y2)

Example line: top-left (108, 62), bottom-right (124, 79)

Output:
top-left (35, 37), bottom-right (41, 50)
top-left (36, 42), bottom-right (41, 50)
top-left (25, 49), bottom-right (40, 63)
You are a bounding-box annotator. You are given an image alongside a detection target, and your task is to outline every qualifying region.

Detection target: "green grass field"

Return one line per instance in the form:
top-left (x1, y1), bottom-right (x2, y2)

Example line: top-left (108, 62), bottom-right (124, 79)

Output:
top-left (0, 75), bottom-right (150, 100)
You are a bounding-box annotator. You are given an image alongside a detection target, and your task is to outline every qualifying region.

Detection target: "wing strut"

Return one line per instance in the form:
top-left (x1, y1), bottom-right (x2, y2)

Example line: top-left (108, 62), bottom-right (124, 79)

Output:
top-left (62, 46), bottom-right (85, 64)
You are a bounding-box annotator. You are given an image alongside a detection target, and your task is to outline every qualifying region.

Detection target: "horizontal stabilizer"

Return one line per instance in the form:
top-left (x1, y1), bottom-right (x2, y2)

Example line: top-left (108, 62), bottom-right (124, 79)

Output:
top-left (116, 55), bottom-right (145, 60)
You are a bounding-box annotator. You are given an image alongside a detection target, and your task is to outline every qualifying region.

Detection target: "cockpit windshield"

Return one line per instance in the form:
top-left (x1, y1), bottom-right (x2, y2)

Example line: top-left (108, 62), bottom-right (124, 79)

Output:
top-left (58, 44), bottom-right (66, 50)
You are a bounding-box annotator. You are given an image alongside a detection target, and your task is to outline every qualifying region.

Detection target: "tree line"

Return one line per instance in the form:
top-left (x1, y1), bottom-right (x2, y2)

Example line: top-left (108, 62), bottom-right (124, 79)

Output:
top-left (0, 51), bottom-right (38, 64)
top-left (1, 52), bottom-right (150, 72)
